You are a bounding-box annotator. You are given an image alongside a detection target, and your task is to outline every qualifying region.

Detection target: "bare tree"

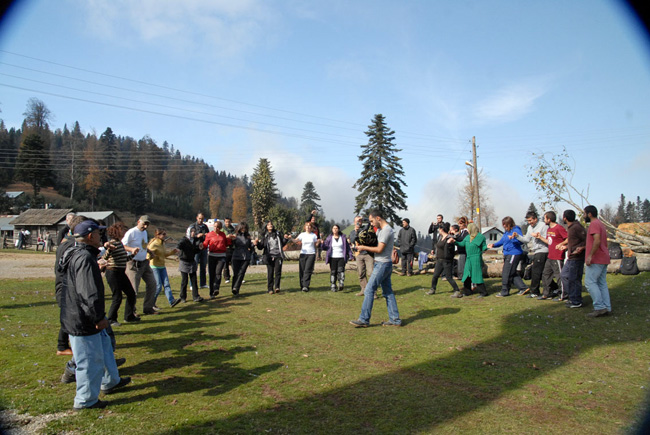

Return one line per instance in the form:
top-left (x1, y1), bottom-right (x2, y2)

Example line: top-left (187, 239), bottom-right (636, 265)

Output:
top-left (457, 167), bottom-right (496, 227)
top-left (528, 147), bottom-right (650, 253)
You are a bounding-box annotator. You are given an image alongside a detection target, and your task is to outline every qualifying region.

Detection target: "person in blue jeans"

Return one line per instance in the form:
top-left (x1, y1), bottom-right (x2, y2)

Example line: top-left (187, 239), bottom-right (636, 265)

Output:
top-left (59, 220), bottom-right (130, 410)
top-left (350, 209), bottom-right (401, 327)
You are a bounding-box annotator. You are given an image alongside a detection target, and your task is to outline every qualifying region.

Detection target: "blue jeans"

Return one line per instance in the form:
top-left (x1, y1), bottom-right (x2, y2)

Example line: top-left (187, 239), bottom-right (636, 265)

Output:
top-left (561, 259), bottom-right (584, 304)
top-left (359, 261), bottom-right (401, 324)
top-left (585, 263), bottom-right (611, 311)
top-left (69, 329), bottom-right (120, 409)
top-left (151, 267), bottom-right (175, 306)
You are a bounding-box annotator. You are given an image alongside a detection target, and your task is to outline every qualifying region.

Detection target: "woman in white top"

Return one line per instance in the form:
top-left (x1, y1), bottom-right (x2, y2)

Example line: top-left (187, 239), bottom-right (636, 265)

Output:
top-left (293, 222), bottom-right (320, 292)
top-left (322, 224), bottom-right (354, 292)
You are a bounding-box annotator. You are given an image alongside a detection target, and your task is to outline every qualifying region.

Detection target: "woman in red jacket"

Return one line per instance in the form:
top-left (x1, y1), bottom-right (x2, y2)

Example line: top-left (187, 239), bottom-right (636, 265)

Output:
top-left (203, 221), bottom-right (232, 299)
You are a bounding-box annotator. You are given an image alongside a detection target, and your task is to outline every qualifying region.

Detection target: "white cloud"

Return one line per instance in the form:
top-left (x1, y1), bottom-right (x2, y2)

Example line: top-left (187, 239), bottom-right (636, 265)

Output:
top-left (80, 0), bottom-right (277, 60)
top-left (472, 78), bottom-right (550, 125)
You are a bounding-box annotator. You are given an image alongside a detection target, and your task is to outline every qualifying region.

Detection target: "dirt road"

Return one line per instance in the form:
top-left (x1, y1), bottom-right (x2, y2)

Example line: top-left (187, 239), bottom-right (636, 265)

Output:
top-left (0, 251), bottom-right (333, 280)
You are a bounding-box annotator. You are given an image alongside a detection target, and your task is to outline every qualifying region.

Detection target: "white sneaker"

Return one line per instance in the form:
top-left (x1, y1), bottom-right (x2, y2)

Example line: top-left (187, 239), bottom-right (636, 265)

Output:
top-left (225, 280), bottom-right (230, 284)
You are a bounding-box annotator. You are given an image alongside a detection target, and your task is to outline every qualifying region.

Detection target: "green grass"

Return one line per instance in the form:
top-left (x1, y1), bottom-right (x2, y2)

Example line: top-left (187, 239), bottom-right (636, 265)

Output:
top-left (1, 269), bottom-right (649, 434)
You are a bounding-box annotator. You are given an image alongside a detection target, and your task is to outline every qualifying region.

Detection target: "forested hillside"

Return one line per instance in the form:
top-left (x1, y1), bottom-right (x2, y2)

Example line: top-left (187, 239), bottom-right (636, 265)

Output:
top-left (0, 98), bottom-right (278, 221)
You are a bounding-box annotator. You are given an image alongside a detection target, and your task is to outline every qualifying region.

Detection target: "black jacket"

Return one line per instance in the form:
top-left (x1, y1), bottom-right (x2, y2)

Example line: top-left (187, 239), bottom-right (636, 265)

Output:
top-left (177, 236), bottom-right (201, 263)
top-left (58, 242), bottom-right (105, 336)
top-left (435, 235), bottom-right (456, 261)
top-left (397, 226), bottom-right (417, 254)
top-left (232, 233), bottom-right (254, 261)
top-left (256, 230), bottom-right (286, 260)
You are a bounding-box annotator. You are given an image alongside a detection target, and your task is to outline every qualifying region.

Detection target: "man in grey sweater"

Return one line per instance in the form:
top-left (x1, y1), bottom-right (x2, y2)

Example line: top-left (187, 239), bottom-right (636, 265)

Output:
top-left (513, 211), bottom-right (548, 298)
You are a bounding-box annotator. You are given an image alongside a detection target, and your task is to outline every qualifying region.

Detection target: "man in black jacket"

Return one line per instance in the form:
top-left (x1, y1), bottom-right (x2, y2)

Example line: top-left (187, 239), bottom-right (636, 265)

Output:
top-left (186, 212), bottom-right (210, 289)
top-left (397, 218), bottom-right (417, 276)
top-left (60, 220), bottom-right (130, 410)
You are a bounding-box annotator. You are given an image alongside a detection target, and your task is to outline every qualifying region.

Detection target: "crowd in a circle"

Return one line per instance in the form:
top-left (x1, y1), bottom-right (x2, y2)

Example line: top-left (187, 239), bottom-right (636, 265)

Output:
top-left (54, 204), bottom-right (612, 410)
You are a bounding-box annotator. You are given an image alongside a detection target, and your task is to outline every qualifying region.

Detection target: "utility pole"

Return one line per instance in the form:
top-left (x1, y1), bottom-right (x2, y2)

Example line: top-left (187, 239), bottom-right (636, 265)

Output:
top-left (472, 136), bottom-right (481, 231)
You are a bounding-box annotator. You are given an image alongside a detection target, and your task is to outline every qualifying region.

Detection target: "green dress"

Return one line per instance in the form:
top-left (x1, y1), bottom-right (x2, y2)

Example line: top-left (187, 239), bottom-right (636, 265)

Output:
top-left (455, 233), bottom-right (487, 284)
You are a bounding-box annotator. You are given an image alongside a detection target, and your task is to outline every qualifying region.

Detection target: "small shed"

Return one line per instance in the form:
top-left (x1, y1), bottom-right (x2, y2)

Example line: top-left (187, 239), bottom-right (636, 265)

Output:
top-left (77, 211), bottom-right (123, 228)
top-left (0, 215), bottom-right (18, 248)
top-left (9, 208), bottom-right (74, 244)
top-left (482, 226), bottom-right (504, 243)
top-left (5, 191), bottom-right (24, 200)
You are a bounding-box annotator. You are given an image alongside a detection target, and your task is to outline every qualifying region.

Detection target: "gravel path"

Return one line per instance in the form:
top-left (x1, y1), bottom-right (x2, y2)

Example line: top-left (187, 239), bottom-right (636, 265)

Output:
top-left (0, 251), bottom-right (334, 280)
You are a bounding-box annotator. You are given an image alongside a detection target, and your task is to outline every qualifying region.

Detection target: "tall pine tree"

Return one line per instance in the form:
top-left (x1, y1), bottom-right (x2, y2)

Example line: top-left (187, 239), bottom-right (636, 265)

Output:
top-left (353, 114), bottom-right (407, 223)
top-left (300, 181), bottom-right (321, 215)
top-left (251, 158), bottom-right (278, 229)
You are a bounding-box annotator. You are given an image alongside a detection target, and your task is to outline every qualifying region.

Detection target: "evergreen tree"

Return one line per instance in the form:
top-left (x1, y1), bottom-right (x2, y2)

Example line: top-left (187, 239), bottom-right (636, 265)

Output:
top-left (251, 158), bottom-right (278, 229)
top-left (125, 159), bottom-right (147, 215)
top-left (15, 133), bottom-right (52, 200)
top-left (300, 181), bottom-right (321, 215)
top-left (615, 194), bottom-right (626, 225)
top-left (642, 199), bottom-right (650, 222)
top-left (527, 202), bottom-right (539, 217)
top-left (353, 114), bottom-right (407, 223)
top-left (625, 201), bottom-right (636, 223)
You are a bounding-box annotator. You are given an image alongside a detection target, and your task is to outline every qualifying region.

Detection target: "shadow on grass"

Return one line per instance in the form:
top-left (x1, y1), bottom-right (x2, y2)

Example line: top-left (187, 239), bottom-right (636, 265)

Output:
top-left (155, 284), bottom-right (648, 434)
top-left (401, 307), bottom-right (461, 325)
top-left (112, 347), bottom-right (283, 404)
top-left (0, 300), bottom-right (56, 310)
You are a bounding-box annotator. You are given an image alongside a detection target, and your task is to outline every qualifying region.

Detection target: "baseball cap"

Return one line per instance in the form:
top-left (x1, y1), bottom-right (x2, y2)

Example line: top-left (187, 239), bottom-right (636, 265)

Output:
top-left (73, 220), bottom-right (107, 237)
top-left (139, 215), bottom-right (151, 224)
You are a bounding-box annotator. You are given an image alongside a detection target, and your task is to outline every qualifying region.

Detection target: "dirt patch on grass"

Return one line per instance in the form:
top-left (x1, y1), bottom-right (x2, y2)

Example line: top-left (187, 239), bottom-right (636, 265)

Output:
top-left (0, 409), bottom-right (76, 434)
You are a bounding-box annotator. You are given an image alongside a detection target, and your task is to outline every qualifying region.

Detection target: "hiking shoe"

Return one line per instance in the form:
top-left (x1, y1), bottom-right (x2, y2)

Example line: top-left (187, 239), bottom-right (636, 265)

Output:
top-left (61, 369), bottom-right (75, 384)
top-left (450, 291), bottom-right (463, 298)
top-left (553, 296), bottom-right (568, 302)
top-left (101, 376), bottom-right (131, 394)
top-left (115, 357), bottom-right (126, 367)
top-left (426, 288), bottom-right (436, 295)
top-left (349, 320), bottom-right (369, 328)
top-left (566, 302), bottom-right (583, 308)
top-left (517, 288), bottom-right (530, 296)
top-left (74, 400), bottom-right (107, 411)
top-left (171, 299), bottom-right (181, 308)
top-left (331, 285), bottom-right (337, 292)
top-left (495, 293), bottom-right (508, 298)
top-left (587, 308), bottom-right (609, 318)
top-left (381, 320), bottom-right (401, 327)
top-left (301, 287), bottom-right (309, 292)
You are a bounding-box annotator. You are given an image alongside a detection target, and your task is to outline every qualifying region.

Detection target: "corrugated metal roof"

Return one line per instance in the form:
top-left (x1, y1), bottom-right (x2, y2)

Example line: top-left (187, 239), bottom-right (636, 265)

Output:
top-left (0, 215), bottom-right (18, 231)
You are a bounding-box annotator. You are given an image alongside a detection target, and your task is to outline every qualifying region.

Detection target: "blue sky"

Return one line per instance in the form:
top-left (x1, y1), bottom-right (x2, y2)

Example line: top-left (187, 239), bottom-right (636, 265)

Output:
top-left (1, 0), bottom-right (649, 231)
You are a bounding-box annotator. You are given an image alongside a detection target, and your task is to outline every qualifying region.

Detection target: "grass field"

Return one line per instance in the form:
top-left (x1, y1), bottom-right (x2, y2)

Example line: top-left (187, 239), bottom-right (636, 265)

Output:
top-left (1, 268), bottom-right (649, 434)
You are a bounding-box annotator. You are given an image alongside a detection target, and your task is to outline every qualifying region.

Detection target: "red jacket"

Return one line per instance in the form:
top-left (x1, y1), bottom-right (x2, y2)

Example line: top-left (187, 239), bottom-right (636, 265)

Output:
top-left (203, 230), bottom-right (231, 254)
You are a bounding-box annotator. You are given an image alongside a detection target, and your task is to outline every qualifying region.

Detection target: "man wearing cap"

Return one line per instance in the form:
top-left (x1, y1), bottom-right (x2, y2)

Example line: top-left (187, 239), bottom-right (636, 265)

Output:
top-left (122, 215), bottom-right (158, 315)
top-left (397, 218), bottom-right (417, 276)
top-left (59, 220), bottom-right (130, 410)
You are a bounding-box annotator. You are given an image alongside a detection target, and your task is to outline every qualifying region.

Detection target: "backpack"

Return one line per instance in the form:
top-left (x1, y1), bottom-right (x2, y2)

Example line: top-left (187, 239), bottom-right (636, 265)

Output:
top-left (620, 256), bottom-right (639, 275)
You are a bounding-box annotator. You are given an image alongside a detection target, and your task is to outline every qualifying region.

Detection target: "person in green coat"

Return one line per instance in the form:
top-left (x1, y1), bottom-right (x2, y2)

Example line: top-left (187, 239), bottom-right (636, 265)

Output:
top-left (450, 223), bottom-right (488, 297)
